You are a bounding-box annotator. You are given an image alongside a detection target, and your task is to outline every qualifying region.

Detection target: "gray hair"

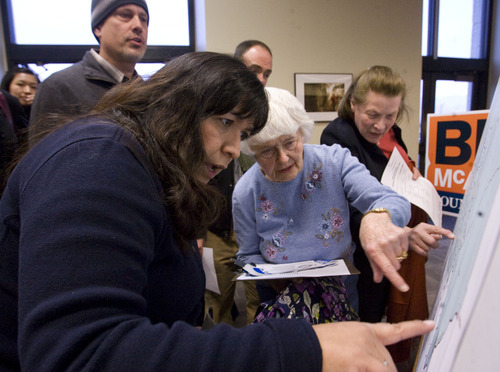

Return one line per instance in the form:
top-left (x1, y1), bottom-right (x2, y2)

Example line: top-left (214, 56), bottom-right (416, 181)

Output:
top-left (241, 87), bottom-right (314, 155)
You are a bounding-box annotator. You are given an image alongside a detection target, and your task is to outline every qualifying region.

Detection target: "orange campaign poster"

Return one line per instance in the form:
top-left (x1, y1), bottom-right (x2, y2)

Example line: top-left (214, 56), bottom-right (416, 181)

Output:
top-left (425, 110), bottom-right (489, 216)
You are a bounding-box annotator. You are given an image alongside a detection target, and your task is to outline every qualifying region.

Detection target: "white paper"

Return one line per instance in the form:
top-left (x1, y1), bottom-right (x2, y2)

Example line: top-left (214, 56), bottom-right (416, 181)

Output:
top-left (236, 259), bottom-right (357, 281)
top-left (201, 247), bottom-right (221, 294)
top-left (381, 148), bottom-right (442, 227)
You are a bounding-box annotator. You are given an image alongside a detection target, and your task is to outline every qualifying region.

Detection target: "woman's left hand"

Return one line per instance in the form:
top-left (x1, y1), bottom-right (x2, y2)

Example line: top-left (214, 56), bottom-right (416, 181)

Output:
top-left (411, 167), bottom-right (422, 180)
top-left (359, 212), bottom-right (410, 292)
top-left (406, 223), bottom-right (455, 256)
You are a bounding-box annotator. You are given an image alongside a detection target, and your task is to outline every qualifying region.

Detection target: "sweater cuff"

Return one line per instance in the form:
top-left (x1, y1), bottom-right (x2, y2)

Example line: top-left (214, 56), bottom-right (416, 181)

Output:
top-left (264, 318), bottom-right (322, 371)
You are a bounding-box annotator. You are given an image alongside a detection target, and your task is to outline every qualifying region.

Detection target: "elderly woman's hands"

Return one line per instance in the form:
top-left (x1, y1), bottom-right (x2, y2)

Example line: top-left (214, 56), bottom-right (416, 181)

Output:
top-left (405, 223), bottom-right (455, 256)
top-left (313, 319), bottom-right (435, 371)
top-left (359, 211), bottom-right (410, 292)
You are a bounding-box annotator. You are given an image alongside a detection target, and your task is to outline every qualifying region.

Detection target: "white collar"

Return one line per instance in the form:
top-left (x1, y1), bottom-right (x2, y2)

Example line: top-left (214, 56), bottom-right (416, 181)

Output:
top-left (90, 48), bottom-right (126, 83)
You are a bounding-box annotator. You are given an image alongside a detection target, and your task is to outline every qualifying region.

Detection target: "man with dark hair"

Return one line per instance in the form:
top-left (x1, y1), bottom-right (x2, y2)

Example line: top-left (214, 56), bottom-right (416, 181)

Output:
top-left (234, 40), bottom-right (273, 86)
top-left (30, 0), bottom-right (149, 130)
top-left (204, 40), bottom-right (273, 326)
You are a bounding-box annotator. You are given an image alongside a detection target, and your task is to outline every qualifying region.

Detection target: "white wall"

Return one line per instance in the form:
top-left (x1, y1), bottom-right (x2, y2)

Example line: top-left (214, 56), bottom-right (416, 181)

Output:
top-left (201, 0), bottom-right (423, 159)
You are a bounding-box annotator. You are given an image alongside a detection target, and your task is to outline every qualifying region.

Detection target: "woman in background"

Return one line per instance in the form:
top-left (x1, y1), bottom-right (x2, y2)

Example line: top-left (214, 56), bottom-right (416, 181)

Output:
top-left (321, 65), bottom-right (453, 370)
top-left (0, 89), bottom-right (27, 193)
top-left (1, 66), bottom-right (39, 120)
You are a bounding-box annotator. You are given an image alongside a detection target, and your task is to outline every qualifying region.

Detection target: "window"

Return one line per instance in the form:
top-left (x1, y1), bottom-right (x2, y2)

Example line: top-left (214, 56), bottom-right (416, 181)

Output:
top-left (26, 62), bottom-right (167, 82)
top-left (1, 0), bottom-right (194, 74)
top-left (436, 0), bottom-right (488, 58)
top-left (419, 0), bottom-right (492, 171)
top-left (435, 80), bottom-right (473, 114)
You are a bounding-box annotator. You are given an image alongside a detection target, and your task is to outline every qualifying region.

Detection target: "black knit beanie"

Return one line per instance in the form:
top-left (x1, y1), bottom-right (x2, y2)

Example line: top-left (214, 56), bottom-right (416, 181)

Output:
top-left (91, 0), bottom-right (149, 32)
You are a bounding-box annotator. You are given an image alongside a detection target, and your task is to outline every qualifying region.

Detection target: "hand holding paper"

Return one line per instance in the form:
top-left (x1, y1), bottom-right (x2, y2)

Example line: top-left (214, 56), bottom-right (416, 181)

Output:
top-left (381, 148), bottom-right (443, 227)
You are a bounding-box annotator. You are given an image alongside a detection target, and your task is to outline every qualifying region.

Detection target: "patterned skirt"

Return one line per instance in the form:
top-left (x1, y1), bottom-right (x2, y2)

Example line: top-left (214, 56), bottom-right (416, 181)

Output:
top-left (253, 276), bottom-right (359, 324)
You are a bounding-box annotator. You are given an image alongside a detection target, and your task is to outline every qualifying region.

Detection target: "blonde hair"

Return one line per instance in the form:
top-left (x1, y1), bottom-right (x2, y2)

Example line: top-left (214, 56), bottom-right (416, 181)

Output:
top-left (338, 65), bottom-right (407, 123)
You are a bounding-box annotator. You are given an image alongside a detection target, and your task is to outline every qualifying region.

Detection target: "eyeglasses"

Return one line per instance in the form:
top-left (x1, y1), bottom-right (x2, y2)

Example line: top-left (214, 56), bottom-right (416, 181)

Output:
top-left (255, 137), bottom-right (299, 159)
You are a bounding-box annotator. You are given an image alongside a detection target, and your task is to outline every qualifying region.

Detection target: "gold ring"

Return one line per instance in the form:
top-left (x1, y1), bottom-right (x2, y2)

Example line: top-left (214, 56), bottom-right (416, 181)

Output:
top-left (396, 251), bottom-right (408, 261)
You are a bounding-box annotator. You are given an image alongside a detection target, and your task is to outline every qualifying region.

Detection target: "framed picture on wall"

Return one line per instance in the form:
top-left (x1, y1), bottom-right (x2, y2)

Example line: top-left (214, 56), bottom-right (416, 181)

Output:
top-left (294, 73), bottom-right (352, 122)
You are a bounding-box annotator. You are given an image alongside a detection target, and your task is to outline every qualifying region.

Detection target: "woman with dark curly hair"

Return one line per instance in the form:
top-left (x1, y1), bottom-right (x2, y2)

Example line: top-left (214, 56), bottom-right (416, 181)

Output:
top-left (0, 52), bottom-right (433, 371)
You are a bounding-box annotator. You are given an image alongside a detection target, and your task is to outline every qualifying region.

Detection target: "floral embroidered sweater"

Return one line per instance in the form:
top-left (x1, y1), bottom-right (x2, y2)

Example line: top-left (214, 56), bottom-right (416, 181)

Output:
top-left (233, 144), bottom-right (411, 265)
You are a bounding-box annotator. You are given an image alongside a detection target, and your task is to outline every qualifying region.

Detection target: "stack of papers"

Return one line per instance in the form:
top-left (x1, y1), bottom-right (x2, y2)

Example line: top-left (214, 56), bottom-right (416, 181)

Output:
top-left (235, 259), bottom-right (359, 281)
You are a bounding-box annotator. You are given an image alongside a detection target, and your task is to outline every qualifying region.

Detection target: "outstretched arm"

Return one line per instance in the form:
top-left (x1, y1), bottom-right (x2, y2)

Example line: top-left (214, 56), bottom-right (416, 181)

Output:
top-left (313, 319), bottom-right (435, 371)
top-left (359, 211), bottom-right (410, 292)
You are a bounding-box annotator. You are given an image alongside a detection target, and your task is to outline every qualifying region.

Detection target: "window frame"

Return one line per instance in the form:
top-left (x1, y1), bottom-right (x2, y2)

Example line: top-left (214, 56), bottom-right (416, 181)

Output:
top-left (0, 0), bottom-right (195, 68)
top-left (419, 0), bottom-right (493, 172)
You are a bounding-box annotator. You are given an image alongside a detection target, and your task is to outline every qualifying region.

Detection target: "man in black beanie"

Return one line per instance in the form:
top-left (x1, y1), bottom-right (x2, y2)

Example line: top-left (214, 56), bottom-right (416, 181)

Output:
top-left (29, 0), bottom-right (149, 134)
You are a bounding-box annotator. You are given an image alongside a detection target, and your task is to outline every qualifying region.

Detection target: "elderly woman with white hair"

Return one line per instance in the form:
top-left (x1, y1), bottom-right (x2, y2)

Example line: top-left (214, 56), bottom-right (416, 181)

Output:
top-left (232, 87), bottom-right (412, 324)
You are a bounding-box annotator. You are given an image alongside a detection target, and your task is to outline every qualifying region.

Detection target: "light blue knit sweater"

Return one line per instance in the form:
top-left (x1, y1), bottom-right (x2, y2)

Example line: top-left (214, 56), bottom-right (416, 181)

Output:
top-left (233, 144), bottom-right (411, 265)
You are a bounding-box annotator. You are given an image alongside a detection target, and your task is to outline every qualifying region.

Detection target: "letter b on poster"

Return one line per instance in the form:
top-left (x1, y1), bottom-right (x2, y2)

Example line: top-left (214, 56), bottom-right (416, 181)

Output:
top-left (425, 110), bottom-right (488, 216)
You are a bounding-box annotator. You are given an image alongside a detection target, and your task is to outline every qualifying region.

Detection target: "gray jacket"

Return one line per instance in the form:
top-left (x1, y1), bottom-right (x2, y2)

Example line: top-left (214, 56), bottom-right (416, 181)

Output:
top-left (29, 50), bottom-right (121, 130)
